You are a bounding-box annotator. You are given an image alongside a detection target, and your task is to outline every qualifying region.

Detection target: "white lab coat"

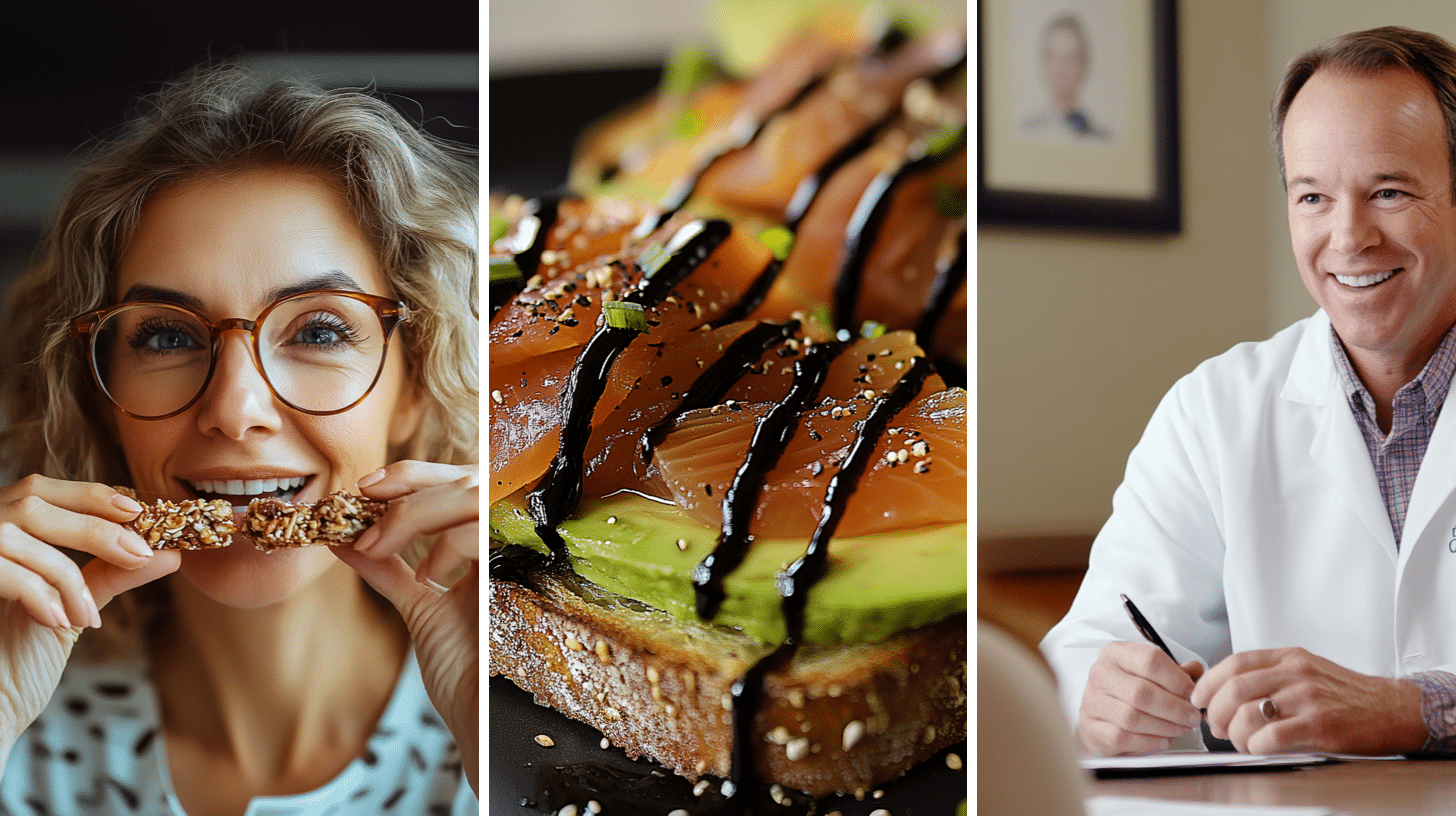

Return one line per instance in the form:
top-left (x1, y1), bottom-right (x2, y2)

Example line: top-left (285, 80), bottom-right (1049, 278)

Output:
top-left (1041, 310), bottom-right (1456, 733)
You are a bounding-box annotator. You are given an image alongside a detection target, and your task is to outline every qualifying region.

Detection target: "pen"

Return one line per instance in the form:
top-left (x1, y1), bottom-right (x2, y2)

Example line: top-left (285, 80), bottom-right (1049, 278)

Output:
top-left (1120, 593), bottom-right (1178, 664)
top-left (1120, 593), bottom-right (1234, 752)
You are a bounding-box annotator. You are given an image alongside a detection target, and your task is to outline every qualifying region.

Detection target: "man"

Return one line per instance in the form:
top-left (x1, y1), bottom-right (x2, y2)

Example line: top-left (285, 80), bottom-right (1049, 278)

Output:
top-left (1042, 26), bottom-right (1456, 758)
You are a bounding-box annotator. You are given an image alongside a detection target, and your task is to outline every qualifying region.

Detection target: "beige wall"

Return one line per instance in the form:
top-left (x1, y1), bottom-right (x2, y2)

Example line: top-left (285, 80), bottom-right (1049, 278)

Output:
top-left (978, 0), bottom-right (1274, 555)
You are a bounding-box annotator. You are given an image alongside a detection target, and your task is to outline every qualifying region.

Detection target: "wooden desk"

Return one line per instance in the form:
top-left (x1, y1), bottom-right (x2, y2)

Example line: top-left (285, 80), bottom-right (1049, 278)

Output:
top-left (1094, 758), bottom-right (1456, 815)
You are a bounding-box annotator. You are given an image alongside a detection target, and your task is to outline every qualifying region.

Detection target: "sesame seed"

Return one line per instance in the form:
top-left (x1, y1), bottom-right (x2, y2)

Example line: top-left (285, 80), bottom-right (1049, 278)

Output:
top-left (647, 666), bottom-right (660, 683)
top-left (786, 738), bottom-right (809, 761)
top-left (946, 752), bottom-right (964, 770)
top-left (896, 449), bottom-right (910, 464)
top-left (491, 390), bottom-right (504, 404)
top-left (912, 441), bottom-right (930, 456)
top-left (566, 637), bottom-right (583, 651)
top-left (914, 459), bottom-right (932, 474)
top-left (557, 805), bottom-right (578, 816)
top-left (606, 515), bottom-right (617, 524)
top-left (599, 737), bottom-right (610, 749)
top-left (693, 779), bottom-right (711, 797)
top-left (843, 719), bottom-right (866, 751)
top-left (676, 538), bottom-right (689, 551)
top-left (586, 801), bottom-right (602, 814)
top-left (862, 389), bottom-right (878, 400)
top-left (595, 640), bottom-right (610, 662)
top-left (534, 733), bottom-right (555, 747)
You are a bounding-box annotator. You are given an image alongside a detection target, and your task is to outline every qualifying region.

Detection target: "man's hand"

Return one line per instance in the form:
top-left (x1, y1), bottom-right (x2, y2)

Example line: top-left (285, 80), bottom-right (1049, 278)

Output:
top-left (1078, 641), bottom-right (1206, 756)
top-left (1191, 647), bottom-right (1427, 755)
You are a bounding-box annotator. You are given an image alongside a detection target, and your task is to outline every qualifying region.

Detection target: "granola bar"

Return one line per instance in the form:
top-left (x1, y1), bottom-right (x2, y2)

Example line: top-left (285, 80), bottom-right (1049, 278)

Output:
top-left (246, 491), bottom-right (385, 551)
top-left (126, 496), bottom-right (236, 550)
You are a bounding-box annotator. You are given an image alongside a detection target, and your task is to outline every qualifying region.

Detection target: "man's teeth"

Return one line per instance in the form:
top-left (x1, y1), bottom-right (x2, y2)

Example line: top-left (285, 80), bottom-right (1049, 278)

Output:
top-left (1335, 269), bottom-right (1399, 287)
top-left (186, 476), bottom-right (306, 497)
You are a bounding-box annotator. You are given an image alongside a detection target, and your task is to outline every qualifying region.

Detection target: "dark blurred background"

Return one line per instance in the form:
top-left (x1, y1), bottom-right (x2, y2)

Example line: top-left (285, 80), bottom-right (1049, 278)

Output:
top-left (0, 0), bottom-right (478, 298)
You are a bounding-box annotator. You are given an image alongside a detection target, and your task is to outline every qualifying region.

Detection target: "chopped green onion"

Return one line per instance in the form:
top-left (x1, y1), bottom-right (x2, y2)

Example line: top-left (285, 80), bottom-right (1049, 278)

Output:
top-left (811, 303), bottom-right (834, 330)
top-left (661, 45), bottom-right (717, 97)
top-left (489, 213), bottom-right (510, 245)
top-left (758, 225), bottom-right (794, 261)
top-left (934, 185), bottom-right (966, 218)
top-left (924, 124), bottom-right (966, 160)
top-left (673, 109), bottom-right (704, 140)
top-left (489, 255), bottom-right (524, 284)
top-left (604, 301), bottom-right (649, 333)
top-left (637, 243), bottom-right (671, 278)
top-left (859, 320), bottom-right (888, 339)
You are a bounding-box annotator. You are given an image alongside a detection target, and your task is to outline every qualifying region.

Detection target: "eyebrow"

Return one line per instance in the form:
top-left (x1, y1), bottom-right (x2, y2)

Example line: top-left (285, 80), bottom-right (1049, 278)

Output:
top-left (119, 271), bottom-right (367, 309)
top-left (1287, 171), bottom-right (1418, 187)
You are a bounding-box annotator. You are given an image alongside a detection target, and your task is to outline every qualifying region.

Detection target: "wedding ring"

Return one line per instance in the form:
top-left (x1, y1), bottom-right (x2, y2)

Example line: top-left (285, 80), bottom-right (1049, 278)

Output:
top-left (1258, 697), bottom-right (1279, 722)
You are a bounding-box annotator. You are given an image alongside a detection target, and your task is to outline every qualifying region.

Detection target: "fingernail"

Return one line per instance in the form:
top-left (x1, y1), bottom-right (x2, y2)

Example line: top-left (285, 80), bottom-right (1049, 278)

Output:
top-left (88, 599), bottom-right (103, 630)
top-left (113, 493), bottom-right (144, 515)
top-left (48, 599), bottom-right (71, 630)
top-left (356, 468), bottom-right (387, 490)
top-left (120, 529), bottom-right (153, 560)
top-left (353, 525), bottom-right (382, 554)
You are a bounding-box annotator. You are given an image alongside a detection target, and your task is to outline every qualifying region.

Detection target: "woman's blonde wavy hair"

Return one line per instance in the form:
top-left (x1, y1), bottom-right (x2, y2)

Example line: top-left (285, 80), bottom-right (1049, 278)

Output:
top-left (0, 62), bottom-right (478, 485)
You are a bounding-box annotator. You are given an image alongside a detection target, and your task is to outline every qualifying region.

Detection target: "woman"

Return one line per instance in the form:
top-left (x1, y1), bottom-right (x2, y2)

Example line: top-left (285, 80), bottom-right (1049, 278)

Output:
top-left (0, 63), bottom-right (478, 814)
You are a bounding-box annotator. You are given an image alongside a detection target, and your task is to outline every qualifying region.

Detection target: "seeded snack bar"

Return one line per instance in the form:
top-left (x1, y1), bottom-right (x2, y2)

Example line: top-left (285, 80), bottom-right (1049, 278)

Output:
top-left (247, 491), bottom-right (385, 551)
top-left (125, 496), bottom-right (236, 550)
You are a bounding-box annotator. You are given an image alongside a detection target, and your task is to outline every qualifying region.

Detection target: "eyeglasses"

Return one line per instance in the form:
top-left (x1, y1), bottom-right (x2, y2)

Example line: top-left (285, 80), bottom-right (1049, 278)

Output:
top-left (71, 290), bottom-right (411, 420)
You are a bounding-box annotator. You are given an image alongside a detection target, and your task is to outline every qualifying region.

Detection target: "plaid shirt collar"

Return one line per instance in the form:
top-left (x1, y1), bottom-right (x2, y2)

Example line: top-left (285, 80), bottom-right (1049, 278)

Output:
top-left (1330, 324), bottom-right (1456, 434)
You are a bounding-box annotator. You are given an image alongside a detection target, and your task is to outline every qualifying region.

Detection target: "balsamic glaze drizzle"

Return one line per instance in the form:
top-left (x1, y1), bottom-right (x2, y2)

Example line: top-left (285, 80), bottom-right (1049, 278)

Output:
top-left (527, 220), bottom-right (732, 564)
top-left (513, 196), bottom-right (564, 279)
top-left (648, 69), bottom-right (831, 234)
top-left (639, 319), bottom-right (801, 466)
top-left (915, 228), bottom-right (967, 341)
top-left (725, 356), bottom-right (934, 808)
top-left (833, 129), bottom-right (967, 331)
top-left (693, 340), bottom-right (845, 621)
top-left (777, 355), bottom-right (933, 636)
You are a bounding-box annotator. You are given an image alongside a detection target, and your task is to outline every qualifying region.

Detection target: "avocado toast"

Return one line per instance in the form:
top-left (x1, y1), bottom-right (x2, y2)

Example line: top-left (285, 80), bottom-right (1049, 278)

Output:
top-left (489, 11), bottom-right (966, 809)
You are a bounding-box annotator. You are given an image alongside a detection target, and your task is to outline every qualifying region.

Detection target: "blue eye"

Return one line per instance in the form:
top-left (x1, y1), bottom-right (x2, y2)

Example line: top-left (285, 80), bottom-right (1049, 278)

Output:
top-left (291, 315), bottom-right (362, 348)
top-left (1375, 189), bottom-right (1404, 200)
top-left (128, 318), bottom-right (204, 354)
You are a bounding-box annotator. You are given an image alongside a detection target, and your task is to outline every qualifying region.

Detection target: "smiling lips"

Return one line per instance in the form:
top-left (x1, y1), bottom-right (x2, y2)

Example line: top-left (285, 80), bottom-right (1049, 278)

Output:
top-left (1334, 268), bottom-right (1402, 287)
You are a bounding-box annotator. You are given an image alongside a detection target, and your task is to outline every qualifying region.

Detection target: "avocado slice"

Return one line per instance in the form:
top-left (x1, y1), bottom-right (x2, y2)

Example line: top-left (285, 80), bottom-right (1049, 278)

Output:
top-left (490, 491), bottom-right (966, 646)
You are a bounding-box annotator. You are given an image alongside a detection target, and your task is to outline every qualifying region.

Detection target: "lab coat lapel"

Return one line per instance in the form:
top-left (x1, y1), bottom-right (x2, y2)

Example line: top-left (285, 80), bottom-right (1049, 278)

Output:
top-left (1403, 380), bottom-right (1456, 554)
top-left (1283, 312), bottom-right (1399, 560)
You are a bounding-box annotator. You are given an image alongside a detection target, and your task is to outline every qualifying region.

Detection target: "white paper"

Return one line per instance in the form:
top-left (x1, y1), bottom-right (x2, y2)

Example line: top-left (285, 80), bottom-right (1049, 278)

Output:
top-left (1082, 750), bottom-right (1334, 773)
top-left (1087, 795), bottom-right (1339, 816)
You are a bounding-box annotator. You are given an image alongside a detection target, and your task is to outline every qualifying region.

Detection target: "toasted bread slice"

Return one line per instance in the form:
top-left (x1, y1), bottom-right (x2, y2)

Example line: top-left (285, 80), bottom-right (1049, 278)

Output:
top-left (488, 560), bottom-right (967, 798)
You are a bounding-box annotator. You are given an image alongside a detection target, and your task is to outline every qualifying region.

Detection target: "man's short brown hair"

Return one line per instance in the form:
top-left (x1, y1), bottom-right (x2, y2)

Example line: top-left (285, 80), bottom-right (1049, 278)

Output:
top-left (1273, 26), bottom-right (1456, 199)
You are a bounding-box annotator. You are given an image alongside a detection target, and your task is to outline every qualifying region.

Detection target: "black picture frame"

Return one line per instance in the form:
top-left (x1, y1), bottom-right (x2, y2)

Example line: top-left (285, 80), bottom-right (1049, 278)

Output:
top-left (977, 0), bottom-right (1180, 233)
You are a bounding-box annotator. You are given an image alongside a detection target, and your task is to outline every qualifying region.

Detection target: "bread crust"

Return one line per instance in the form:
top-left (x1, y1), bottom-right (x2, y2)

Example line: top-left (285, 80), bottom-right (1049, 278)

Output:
top-left (488, 565), bottom-right (967, 798)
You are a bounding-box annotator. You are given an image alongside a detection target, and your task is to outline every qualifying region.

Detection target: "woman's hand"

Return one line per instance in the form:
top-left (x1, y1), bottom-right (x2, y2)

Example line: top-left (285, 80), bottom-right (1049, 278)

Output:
top-left (332, 461), bottom-right (478, 793)
top-left (0, 475), bottom-right (180, 752)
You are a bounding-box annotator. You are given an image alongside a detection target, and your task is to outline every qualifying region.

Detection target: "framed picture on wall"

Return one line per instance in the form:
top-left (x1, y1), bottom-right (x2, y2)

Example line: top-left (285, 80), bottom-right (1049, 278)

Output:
top-left (977, 0), bottom-right (1180, 233)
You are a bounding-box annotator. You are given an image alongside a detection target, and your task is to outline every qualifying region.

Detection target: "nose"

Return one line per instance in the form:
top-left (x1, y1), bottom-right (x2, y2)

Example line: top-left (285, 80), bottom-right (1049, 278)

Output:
top-left (1329, 199), bottom-right (1380, 256)
top-left (193, 328), bottom-right (282, 440)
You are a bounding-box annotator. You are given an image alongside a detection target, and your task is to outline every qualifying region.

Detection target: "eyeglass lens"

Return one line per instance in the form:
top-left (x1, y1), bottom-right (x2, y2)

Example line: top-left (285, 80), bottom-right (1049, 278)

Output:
top-left (90, 293), bottom-right (389, 417)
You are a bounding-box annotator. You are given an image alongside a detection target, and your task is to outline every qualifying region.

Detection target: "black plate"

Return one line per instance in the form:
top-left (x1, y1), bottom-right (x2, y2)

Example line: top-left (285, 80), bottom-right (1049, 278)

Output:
top-left (489, 675), bottom-right (967, 815)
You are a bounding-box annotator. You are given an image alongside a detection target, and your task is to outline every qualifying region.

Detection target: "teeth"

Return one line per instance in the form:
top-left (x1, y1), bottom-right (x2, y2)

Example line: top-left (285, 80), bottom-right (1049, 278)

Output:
top-left (1335, 269), bottom-right (1399, 287)
top-left (186, 476), bottom-right (306, 496)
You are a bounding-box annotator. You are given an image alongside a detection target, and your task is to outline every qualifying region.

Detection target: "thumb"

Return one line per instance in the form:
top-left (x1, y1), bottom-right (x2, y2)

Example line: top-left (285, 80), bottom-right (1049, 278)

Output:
top-left (1181, 660), bottom-right (1206, 683)
top-left (82, 550), bottom-right (181, 610)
